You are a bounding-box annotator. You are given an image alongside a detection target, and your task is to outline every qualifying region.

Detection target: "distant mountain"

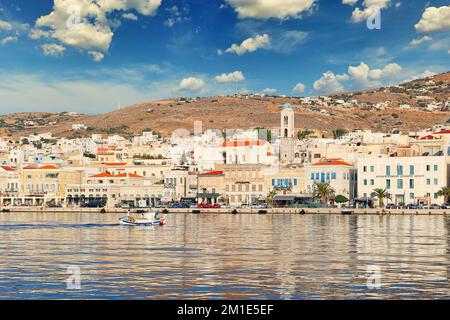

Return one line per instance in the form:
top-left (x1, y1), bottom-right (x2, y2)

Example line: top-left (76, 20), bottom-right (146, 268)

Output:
top-left (1, 72), bottom-right (449, 139)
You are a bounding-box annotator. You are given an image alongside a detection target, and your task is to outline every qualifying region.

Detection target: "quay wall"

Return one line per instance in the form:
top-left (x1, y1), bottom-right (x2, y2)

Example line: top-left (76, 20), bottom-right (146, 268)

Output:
top-left (1, 207), bottom-right (450, 215)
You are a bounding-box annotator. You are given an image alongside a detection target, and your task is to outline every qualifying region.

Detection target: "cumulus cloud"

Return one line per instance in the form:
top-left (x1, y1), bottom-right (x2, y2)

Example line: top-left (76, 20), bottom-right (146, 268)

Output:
top-left (415, 6), bottom-right (450, 33)
top-left (313, 71), bottom-right (350, 93)
top-left (178, 77), bottom-right (205, 93)
top-left (262, 88), bottom-right (277, 95)
top-left (292, 83), bottom-right (305, 94)
top-left (214, 71), bottom-right (245, 83)
top-left (122, 12), bottom-right (138, 20)
top-left (313, 61), bottom-right (402, 93)
top-left (410, 35), bottom-right (432, 46)
top-left (31, 0), bottom-right (162, 59)
top-left (41, 43), bottom-right (66, 56)
top-left (225, 0), bottom-right (315, 20)
top-left (0, 36), bottom-right (18, 45)
top-left (88, 51), bottom-right (105, 62)
top-left (0, 19), bottom-right (12, 31)
top-left (350, 0), bottom-right (391, 23)
top-left (342, 0), bottom-right (358, 5)
top-left (226, 34), bottom-right (270, 55)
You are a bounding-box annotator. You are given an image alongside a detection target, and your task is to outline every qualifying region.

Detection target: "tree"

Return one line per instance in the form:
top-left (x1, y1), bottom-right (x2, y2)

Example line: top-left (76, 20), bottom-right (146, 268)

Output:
top-left (437, 187), bottom-right (450, 203)
top-left (313, 182), bottom-right (335, 204)
top-left (370, 188), bottom-right (391, 208)
top-left (297, 129), bottom-right (314, 140)
top-left (332, 128), bottom-right (348, 139)
top-left (266, 189), bottom-right (278, 208)
top-left (334, 195), bottom-right (349, 204)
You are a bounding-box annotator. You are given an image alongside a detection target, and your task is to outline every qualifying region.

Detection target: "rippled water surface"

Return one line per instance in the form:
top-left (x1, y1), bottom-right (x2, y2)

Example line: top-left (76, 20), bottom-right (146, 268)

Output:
top-left (1, 212), bottom-right (450, 299)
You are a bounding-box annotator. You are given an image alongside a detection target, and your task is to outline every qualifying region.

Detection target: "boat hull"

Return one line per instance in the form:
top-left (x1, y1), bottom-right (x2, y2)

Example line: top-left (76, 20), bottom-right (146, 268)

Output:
top-left (118, 215), bottom-right (167, 226)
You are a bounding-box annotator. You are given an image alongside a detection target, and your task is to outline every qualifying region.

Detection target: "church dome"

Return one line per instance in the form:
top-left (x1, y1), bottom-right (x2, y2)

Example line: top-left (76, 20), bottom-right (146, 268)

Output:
top-left (283, 103), bottom-right (293, 110)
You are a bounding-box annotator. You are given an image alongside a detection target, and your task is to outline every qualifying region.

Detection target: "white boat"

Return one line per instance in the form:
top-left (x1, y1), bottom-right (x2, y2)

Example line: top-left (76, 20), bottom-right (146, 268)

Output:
top-left (119, 211), bottom-right (167, 226)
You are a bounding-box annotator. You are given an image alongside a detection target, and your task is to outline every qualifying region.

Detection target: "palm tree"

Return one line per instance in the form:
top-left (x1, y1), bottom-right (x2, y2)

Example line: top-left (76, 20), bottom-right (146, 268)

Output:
top-left (312, 182), bottom-right (335, 204)
top-left (370, 188), bottom-right (391, 208)
top-left (266, 189), bottom-right (278, 208)
top-left (437, 187), bottom-right (450, 203)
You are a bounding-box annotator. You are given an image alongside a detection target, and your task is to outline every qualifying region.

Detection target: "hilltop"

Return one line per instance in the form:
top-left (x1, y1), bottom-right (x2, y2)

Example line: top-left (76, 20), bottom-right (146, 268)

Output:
top-left (1, 72), bottom-right (449, 139)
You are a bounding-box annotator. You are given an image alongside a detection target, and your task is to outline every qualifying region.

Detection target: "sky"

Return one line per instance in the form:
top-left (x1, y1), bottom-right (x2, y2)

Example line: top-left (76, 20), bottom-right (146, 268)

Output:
top-left (0, 0), bottom-right (449, 114)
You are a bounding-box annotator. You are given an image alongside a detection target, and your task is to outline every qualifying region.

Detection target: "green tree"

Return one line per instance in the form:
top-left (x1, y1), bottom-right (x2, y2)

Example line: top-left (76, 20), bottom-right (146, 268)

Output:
top-left (334, 195), bottom-right (349, 204)
top-left (437, 187), bottom-right (450, 203)
top-left (266, 189), bottom-right (278, 208)
top-left (370, 188), bottom-right (391, 208)
top-left (313, 182), bottom-right (335, 204)
top-left (332, 128), bottom-right (349, 139)
top-left (297, 129), bottom-right (314, 140)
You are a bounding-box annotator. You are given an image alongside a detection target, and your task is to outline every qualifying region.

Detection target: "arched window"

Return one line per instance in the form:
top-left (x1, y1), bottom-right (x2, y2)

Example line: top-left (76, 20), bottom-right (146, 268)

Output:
top-left (284, 128), bottom-right (288, 138)
top-left (284, 116), bottom-right (288, 126)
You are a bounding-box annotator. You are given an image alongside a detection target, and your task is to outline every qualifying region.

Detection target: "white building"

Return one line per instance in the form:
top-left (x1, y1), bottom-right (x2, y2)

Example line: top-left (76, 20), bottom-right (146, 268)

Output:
top-left (357, 156), bottom-right (450, 206)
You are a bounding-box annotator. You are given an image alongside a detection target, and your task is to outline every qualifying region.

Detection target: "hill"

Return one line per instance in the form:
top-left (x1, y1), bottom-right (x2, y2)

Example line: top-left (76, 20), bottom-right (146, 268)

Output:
top-left (1, 72), bottom-right (449, 139)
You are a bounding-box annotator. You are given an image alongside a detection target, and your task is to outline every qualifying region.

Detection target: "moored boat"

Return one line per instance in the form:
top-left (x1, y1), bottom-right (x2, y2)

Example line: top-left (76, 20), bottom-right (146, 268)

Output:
top-left (119, 210), bottom-right (167, 226)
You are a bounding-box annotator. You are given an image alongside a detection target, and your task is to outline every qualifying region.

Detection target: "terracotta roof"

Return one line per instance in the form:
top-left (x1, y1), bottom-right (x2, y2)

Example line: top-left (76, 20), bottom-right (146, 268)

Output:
top-left (0, 166), bottom-right (15, 171)
top-left (313, 159), bottom-right (352, 166)
top-left (199, 170), bottom-right (223, 175)
top-left (420, 135), bottom-right (438, 140)
top-left (222, 140), bottom-right (266, 147)
top-left (101, 162), bottom-right (127, 166)
top-left (38, 165), bottom-right (58, 170)
top-left (89, 172), bottom-right (144, 179)
top-left (435, 130), bottom-right (450, 134)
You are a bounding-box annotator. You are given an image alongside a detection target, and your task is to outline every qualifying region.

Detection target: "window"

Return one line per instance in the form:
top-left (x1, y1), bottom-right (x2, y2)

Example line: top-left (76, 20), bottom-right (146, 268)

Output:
top-left (363, 179), bottom-right (367, 186)
top-left (370, 179), bottom-right (374, 186)
top-left (434, 164), bottom-right (438, 171)
top-left (397, 165), bottom-right (403, 176)
top-left (310, 173), bottom-right (314, 180)
top-left (409, 165), bottom-right (414, 175)
top-left (363, 166), bottom-right (367, 172)
top-left (370, 166), bottom-right (375, 172)
top-left (294, 179), bottom-right (298, 186)
top-left (386, 166), bottom-right (391, 176)
top-left (331, 172), bottom-right (336, 180)
top-left (426, 178), bottom-right (431, 185)
top-left (409, 193), bottom-right (415, 199)
top-left (434, 178), bottom-right (438, 185)
top-left (397, 179), bottom-right (403, 189)
top-left (386, 179), bottom-right (391, 189)
top-left (409, 179), bottom-right (414, 189)
top-left (434, 193), bottom-right (438, 199)
top-left (326, 173), bottom-right (330, 181)
top-left (426, 165), bottom-right (430, 172)
top-left (272, 179), bottom-right (275, 186)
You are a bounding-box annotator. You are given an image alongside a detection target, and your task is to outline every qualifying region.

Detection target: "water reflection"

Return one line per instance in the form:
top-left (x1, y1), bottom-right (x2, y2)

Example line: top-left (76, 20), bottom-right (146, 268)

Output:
top-left (0, 213), bottom-right (449, 299)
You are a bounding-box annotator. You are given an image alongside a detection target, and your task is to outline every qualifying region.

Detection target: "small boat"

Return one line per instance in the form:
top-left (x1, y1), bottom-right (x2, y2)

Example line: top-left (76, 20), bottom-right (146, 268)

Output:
top-left (119, 210), bottom-right (167, 226)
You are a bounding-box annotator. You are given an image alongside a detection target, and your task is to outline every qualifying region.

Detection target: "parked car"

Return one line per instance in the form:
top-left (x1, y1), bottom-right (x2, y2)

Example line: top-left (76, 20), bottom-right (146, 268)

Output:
top-left (385, 203), bottom-right (397, 209)
top-left (430, 204), bottom-right (441, 209)
top-left (442, 203), bottom-right (450, 209)
top-left (81, 200), bottom-right (106, 208)
top-left (170, 202), bottom-right (189, 208)
top-left (252, 204), bottom-right (269, 209)
top-left (405, 204), bottom-right (418, 210)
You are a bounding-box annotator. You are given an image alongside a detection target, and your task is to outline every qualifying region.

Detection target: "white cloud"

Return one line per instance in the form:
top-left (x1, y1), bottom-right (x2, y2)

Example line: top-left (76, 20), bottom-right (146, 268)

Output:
top-left (342, 0), bottom-right (358, 5)
top-left (313, 71), bottom-right (350, 93)
top-left (31, 0), bottom-right (162, 59)
top-left (0, 19), bottom-right (12, 31)
top-left (410, 35), bottom-right (432, 46)
top-left (41, 43), bottom-right (66, 56)
top-left (292, 83), bottom-right (305, 94)
top-left (314, 62), bottom-right (402, 93)
top-left (351, 0), bottom-right (391, 23)
top-left (178, 77), bottom-right (205, 93)
top-left (225, 0), bottom-right (315, 20)
top-left (0, 36), bottom-right (18, 45)
top-left (88, 51), bottom-right (105, 62)
top-left (271, 30), bottom-right (308, 54)
top-left (122, 12), bottom-right (138, 20)
top-left (226, 34), bottom-right (270, 55)
top-left (415, 6), bottom-right (450, 33)
top-left (262, 88), bottom-right (277, 94)
top-left (214, 71), bottom-right (245, 83)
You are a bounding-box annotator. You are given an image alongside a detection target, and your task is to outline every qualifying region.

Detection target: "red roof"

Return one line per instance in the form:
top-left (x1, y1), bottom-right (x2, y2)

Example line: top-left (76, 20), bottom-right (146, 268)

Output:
top-left (38, 165), bottom-right (58, 170)
top-left (89, 172), bottom-right (144, 179)
top-left (0, 166), bottom-right (15, 171)
top-left (435, 130), bottom-right (450, 134)
top-left (222, 140), bottom-right (266, 147)
top-left (199, 170), bottom-right (223, 176)
top-left (101, 162), bottom-right (127, 166)
top-left (313, 159), bottom-right (352, 166)
top-left (420, 135), bottom-right (438, 140)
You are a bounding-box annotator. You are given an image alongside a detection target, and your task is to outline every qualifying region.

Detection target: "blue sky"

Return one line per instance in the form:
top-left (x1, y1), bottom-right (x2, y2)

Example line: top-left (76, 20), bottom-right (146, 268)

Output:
top-left (0, 0), bottom-right (449, 114)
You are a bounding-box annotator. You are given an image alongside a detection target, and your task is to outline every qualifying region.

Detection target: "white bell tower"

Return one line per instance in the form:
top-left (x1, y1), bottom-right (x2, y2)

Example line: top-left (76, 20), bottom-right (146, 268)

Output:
top-left (280, 103), bottom-right (295, 162)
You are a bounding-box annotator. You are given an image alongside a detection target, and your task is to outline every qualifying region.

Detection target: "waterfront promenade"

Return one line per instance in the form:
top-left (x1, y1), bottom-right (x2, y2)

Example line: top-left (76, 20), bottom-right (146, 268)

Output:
top-left (2, 206), bottom-right (450, 215)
